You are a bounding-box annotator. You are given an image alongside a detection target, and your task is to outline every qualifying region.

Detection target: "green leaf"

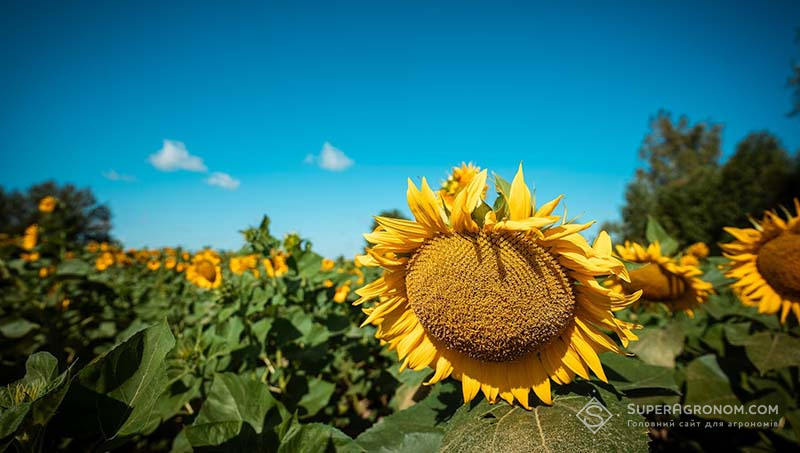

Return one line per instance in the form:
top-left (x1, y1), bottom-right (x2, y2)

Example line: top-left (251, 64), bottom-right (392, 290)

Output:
top-left (297, 377), bottom-right (335, 417)
top-left (492, 172), bottom-right (511, 220)
top-left (278, 423), bottom-right (358, 453)
top-left (0, 317), bottom-right (39, 339)
top-left (56, 259), bottom-right (91, 276)
top-left (601, 353), bottom-right (680, 394)
top-left (65, 319), bottom-right (176, 439)
top-left (355, 381), bottom-right (462, 452)
top-left (184, 373), bottom-right (286, 448)
top-left (439, 383), bottom-right (649, 453)
top-left (736, 332), bottom-right (800, 375)
top-left (628, 322), bottom-right (686, 368)
top-left (645, 216), bottom-right (678, 256)
top-left (0, 352), bottom-right (72, 446)
top-left (684, 355), bottom-right (778, 424)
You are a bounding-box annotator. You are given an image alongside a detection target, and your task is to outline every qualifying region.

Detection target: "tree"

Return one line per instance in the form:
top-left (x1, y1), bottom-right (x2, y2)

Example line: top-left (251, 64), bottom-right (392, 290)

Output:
top-left (608, 112), bottom-right (800, 253)
top-left (717, 132), bottom-right (799, 229)
top-left (0, 181), bottom-right (113, 245)
top-left (607, 112), bottom-right (723, 246)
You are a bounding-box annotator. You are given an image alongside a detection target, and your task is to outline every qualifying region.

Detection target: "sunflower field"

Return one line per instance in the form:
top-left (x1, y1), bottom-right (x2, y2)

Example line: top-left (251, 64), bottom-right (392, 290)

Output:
top-left (1, 164), bottom-right (800, 453)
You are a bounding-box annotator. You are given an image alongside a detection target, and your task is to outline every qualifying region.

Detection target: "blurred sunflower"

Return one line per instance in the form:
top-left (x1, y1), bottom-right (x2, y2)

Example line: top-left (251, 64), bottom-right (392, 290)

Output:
top-left (686, 242), bottom-right (709, 258)
top-left (230, 254), bottom-right (259, 276)
top-left (356, 164), bottom-right (640, 408)
top-left (22, 224), bottom-right (38, 251)
top-left (334, 283), bottom-right (350, 303)
top-left (271, 251), bottom-right (289, 277)
top-left (164, 256), bottom-right (177, 270)
top-left (186, 250), bottom-right (222, 289)
top-left (38, 196), bottom-right (57, 213)
top-left (147, 260), bottom-right (161, 271)
top-left (95, 252), bottom-right (115, 271)
top-left (439, 162), bottom-right (488, 211)
top-left (606, 241), bottom-right (713, 316)
top-left (721, 199), bottom-right (800, 324)
top-left (321, 258), bottom-right (336, 271)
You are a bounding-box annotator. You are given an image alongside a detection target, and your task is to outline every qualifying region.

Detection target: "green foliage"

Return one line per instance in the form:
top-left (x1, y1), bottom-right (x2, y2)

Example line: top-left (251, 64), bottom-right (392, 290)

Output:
top-left (607, 112), bottom-right (799, 252)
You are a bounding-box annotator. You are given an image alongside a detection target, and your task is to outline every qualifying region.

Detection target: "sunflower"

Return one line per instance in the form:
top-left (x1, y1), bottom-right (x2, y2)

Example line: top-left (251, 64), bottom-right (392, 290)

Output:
top-left (22, 224), bottom-right (38, 251)
top-left (95, 252), bottom-right (114, 271)
top-left (321, 258), bottom-right (336, 271)
top-left (230, 254), bottom-right (259, 276)
top-left (720, 199), bottom-right (800, 324)
top-left (686, 242), bottom-right (709, 258)
top-left (439, 162), bottom-right (488, 211)
top-left (165, 256), bottom-right (177, 270)
top-left (356, 164), bottom-right (640, 408)
top-left (38, 196), bottom-right (57, 213)
top-left (334, 283), bottom-right (350, 303)
top-left (186, 250), bottom-right (222, 289)
top-left (147, 260), bottom-right (161, 271)
top-left (606, 241), bottom-right (713, 316)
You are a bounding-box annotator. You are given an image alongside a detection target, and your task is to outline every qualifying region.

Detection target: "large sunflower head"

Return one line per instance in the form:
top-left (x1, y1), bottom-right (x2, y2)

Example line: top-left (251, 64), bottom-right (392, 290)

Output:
top-left (439, 162), bottom-right (488, 211)
top-left (606, 241), bottom-right (713, 316)
top-left (356, 164), bottom-right (641, 408)
top-left (721, 199), bottom-right (800, 324)
top-left (186, 249), bottom-right (222, 289)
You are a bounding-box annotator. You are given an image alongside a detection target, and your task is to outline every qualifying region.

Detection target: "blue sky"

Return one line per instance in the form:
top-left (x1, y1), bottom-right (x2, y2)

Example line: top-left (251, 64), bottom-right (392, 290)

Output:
top-left (1, 0), bottom-right (798, 258)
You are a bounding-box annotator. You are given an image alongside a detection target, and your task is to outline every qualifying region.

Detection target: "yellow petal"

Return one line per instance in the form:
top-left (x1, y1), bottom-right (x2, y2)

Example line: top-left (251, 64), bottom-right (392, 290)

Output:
top-left (508, 163), bottom-right (532, 220)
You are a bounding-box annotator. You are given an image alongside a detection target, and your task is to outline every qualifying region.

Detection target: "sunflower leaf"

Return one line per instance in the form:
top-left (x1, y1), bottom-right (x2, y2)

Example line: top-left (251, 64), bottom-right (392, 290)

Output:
top-left (645, 216), bottom-right (679, 256)
top-left (627, 321), bottom-right (686, 368)
top-left (439, 383), bottom-right (649, 452)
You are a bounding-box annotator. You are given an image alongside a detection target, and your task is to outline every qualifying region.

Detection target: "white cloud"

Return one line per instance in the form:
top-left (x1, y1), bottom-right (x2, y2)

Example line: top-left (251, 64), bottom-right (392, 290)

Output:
top-left (205, 172), bottom-right (240, 190)
top-left (148, 139), bottom-right (207, 172)
top-left (102, 169), bottom-right (136, 182)
top-left (304, 142), bottom-right (354, 171)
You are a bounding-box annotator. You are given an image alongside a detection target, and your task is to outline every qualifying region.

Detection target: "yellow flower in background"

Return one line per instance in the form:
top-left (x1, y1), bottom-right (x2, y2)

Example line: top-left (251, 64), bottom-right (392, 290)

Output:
top-left (176, 262), bottom-right (186, 273)
top-left (263, 258), bottom-right (275, 278)
top-left (100, 242), bottom-right (110, 252)
top-left (230, 254), bottom-right (259, 276)
top-left (38, 196), bottom-right (57, 213)
top-left (22, 252), bottom-right (39, 262)
top-left (182, 251), bottom-right (190, 261)
top-left (334, 283), bottom-right (350, 303)
top-left (439, 162), bottom-right (488, 210)
top-left (147, 260), bottom-right (161, 271)
top-left (272, 251), bottom-right (289, 277)
top-left (323, 279), bottom-right (334, 288)
top-left (608, 241), bottom-right (713, 317)
top-left (721, 199), bottom-right (800, 324)
top-left (38, 267), bottom-right (55, 278)
top-left (22, 224), bottom-right (38, 250)
top-left (186, 250), bottom-right (222, 289)
top-left (356, 164), bottom-right (640, 408)
top-left (95, 252), bottom-right (115, 271)
top-left (321, 258), bottom-right (336, 271)
top-left (686, 242), bottom-right (709, 258)
top-left (86, 241), bottom-right (100, 253)
top-left (135, 250), bottom-right (150, 263)
top-left (165, 256), bottom-right (177, 270)
top-left (60, 298), bottom-right (71, 311)
top-left (64, 251), bottom-right (75, 260)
